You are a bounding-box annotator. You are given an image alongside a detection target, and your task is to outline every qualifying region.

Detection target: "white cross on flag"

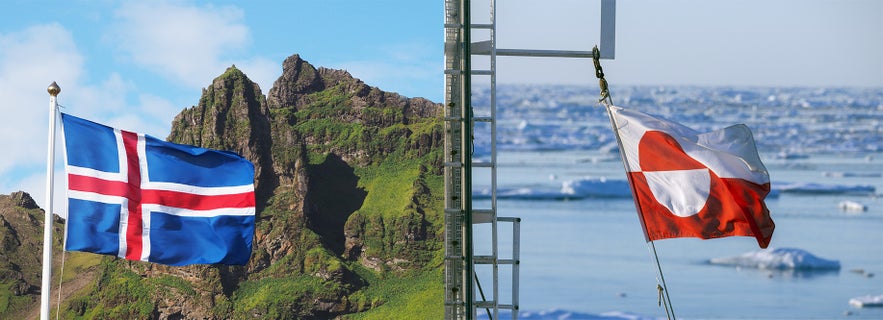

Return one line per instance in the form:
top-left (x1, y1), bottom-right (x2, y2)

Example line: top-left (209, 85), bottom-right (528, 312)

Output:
top-left (608, 106), bottom-right (775, 248)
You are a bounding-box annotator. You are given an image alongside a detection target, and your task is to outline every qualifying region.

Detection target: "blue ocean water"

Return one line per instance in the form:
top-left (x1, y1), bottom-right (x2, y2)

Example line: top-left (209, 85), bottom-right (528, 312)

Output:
top-left (472, 86), bottom-right (883, 319)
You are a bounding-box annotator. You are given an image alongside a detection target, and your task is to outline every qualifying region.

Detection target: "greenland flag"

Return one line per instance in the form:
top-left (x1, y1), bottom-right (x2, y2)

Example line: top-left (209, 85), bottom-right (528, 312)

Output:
top-left (608, 106), bottom-right (774, 248)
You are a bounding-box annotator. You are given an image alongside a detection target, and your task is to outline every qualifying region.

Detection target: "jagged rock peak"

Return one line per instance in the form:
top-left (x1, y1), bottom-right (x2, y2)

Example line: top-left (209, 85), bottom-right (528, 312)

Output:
top-left (168, 66), bottom-right (277, 206)
top-left (10, 191), bottom-right (38, 210)
top-left (267, 54), bottom-right (324, 109)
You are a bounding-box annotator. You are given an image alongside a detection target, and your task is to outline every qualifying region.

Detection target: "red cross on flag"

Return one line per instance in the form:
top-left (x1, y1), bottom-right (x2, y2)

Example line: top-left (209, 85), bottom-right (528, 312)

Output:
top-left (608, 106), bottom-right (775, 248)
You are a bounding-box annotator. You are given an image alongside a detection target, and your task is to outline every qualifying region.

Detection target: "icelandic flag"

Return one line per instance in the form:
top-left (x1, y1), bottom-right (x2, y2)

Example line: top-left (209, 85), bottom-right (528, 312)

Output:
top-left (61, 113), bottom-right (256, 265)
top-left (607, 106), bottom-right (775, 248)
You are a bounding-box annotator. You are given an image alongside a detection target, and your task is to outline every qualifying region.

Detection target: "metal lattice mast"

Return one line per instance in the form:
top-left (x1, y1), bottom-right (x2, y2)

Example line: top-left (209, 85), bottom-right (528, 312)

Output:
top-left (445, 0), bottom-right (521, 319)
top-left (444, 0), bottom-right (471, 318)
top-left (445, 1), bottom-right (615, 318)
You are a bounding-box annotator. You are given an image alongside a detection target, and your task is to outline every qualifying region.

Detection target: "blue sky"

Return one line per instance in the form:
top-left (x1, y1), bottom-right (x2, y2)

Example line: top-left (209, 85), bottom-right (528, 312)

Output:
top-left (1, 0), bottom-right (881, 209)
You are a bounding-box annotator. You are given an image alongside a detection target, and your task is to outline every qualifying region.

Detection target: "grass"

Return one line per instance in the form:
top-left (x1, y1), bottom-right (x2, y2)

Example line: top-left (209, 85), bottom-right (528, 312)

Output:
top-left (354, 161), bottom-right (422, 221)
top-left (344, 266), bottom-right (443, 319)
top-left (232, 276), bottom-right (343, 319)
top-left (60, 252), bottom-right (102, 283)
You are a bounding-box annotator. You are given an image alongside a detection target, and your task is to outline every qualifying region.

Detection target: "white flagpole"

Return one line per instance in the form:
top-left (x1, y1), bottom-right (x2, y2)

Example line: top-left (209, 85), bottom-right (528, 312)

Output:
top-left (41, 81), bottom-right (61, 320)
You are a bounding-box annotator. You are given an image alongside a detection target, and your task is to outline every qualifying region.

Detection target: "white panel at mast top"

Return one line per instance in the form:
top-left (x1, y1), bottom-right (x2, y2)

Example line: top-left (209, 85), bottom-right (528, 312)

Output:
top-left (470, 0), bottom-right (615, 60)
top-left (600, 0), bottom-right (615, 59)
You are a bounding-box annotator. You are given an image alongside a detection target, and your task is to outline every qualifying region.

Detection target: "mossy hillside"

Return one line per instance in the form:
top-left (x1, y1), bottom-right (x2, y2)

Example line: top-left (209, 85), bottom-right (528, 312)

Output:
top-left (62, 260), bottom-right (157, 319)
top-left (343, 264), bottom-right (443, 320)
top-left (230, 181), bottom-right (377, 318)
top-left (286, 73), bottom-right (444, 315)
top-left (291, 82), bottom-right (442, 166)
top-left (344, 160), bottom-right (443, 270)
top-left (0, 280), bottom-right (29, 315)
top-left (0, 192), bottom-right (67, 319)
top-left (60, 252), bottom-right (102, 283)
top-left (231, 275), bottom-right (348, 319)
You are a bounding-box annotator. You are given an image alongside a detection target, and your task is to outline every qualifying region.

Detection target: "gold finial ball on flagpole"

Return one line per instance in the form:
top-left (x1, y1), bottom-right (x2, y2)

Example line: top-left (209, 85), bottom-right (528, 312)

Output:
top-left (47, 81), bottom-right (61, 96)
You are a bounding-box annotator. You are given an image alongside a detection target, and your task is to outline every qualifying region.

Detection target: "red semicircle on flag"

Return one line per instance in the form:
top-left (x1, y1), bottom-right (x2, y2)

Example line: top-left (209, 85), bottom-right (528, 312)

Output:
top-left (627, 130), bottom-right (773, 248)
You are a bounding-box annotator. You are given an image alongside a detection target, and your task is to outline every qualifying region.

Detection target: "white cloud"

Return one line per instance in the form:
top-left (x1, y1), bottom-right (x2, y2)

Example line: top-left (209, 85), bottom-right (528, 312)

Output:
top-left (0, 23), bottom-right (83, 193)
top-left (110, 1), bottom-right (251, 88)
top-left (106, 93), bottom-right (180, 138)
top-left (0, 22), bottom-right (179, 209)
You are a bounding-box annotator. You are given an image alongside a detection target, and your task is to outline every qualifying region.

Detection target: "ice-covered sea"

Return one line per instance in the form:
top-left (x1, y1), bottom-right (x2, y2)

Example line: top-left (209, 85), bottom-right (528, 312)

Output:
top-left (471, 86), bottom-right (883, 319)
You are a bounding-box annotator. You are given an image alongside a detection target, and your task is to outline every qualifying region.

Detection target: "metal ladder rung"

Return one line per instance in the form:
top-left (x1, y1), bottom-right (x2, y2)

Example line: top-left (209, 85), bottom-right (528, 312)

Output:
top-left (444, 161), bottom-right (463, 168)
top-left (473, 255), bottom-right (495, 264)
top-left (444, 69), bottom-right (463, 75)
top-left (473, 116), bottom-right (493, 122)
top-left (445, 255), bottom-right (465, 260)
top-left (445, 300), bottom-right (466, 307)
top-left (446, 208), bottom-right (495, 224)
top-left (473, 209), bottom-right (494, 224)
top-left (475, 301), bottom-right (518, 310)
top-left (444, 23), bottom-right (462, 29)
top-left (472, 162), bottom-right (494, 168)
top-left (471, 23), bottom-right (493, 29)
top-left (472, 70), bottom-right (492, 75)
top-left (445, 161), bottom-right (495, 168)
top-left (473, 257), bottom-right (518, 265)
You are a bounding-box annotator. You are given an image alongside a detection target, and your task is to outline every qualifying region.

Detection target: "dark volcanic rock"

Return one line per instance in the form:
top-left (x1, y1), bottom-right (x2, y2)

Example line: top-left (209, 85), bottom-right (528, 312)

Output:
top-left (168, 66), bottom-right (278, 208)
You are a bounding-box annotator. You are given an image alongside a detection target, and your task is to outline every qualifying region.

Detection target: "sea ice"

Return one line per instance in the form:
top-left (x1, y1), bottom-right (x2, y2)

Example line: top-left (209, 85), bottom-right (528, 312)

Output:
top-left (474, 178), bottom-right (633, 200)
top-left (774, 182), bottom-right (876, 195)
top-left (849, 294), bottom-right (883, 308)
top-left (480, 309), bottom-right (661, 320)
top-left (823, 171), bottom-right (883, 178)
top-left (561, 178), bottom-right (632, 198)
top-left (474, 187), bottom-right (571, 200)
top-left (838, 200), bottom-right (868, 212)
top-left (709, 248), bottom-right (841, 270)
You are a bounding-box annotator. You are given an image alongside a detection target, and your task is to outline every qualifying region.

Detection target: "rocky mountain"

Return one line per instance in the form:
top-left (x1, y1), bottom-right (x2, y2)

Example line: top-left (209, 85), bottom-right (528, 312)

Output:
top-left (0, 192), bottom-right (55, 317)
top-left (0, 54), bottom-right (444, 319)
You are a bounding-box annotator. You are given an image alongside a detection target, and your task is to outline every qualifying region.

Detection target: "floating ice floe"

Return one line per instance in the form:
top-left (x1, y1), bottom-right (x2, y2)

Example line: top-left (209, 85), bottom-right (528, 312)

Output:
top-left (561, 178), bottom-right (632, 198)
top-left (823, 171), bottom-right (883, 178)
top-left (474, 178), bottom-right (633, 200)
top-left (849, 294), bottom-right (883, 308)
top-left (773, 182), bottom-right (876, 195)
top-left (491, 187), bottom-right (571, 200)
top-left (775, 151), bottom-right (810, 160)
top-left (479, 309), bottom-right (661, 320)
top-left (838, 200), bottom-right (868, 212)
top-left (709, 248), bottom-right (841, 270)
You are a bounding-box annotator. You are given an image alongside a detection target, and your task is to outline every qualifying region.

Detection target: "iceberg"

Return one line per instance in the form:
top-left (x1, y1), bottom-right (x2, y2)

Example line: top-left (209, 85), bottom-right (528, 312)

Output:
top-left (561, 178), bottom-right (632, 198)
top-left (774, 182), bottom-right (876, 195)
top-left (709, 248), bottom-right (841, 270)
top-left (823, 171), bottom-right (882, 178)
top-left (838, 200), bottom-right (868, 212)
top-left (849, 294), bottom-right (883, 308)
top-left (479, 309), bottom-right (661, 320)
top-left (473, 178), bottom-right (633, 200)
top-left (474, 187), bottom-right (572, 200)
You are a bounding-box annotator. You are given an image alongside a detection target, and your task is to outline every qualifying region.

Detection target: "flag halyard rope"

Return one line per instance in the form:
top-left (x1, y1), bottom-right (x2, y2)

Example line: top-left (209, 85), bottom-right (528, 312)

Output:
top-left (592, 46), bottom-right (613, 107)
top-left (592, 47), bottom-right (676, 320)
